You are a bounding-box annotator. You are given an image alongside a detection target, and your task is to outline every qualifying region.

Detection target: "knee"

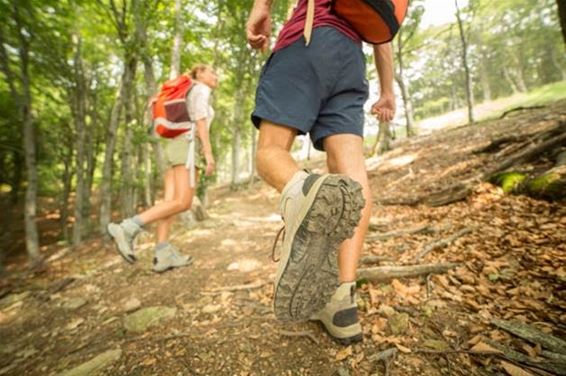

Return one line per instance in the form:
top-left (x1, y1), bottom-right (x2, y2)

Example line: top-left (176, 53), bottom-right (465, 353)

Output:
top-left (172, 199), bottom-right (191, 213)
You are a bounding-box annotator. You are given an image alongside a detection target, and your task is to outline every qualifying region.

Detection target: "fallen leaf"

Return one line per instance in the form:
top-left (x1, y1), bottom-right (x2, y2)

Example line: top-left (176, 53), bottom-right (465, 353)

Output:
top-left (501, 361), bottom-right (534, 376)
top-left (395, 343), bottom-right (411, 353)
top-left (470, 342), bottom-right (503, 354)
top-left (336, 346), bottom-right (353, 361)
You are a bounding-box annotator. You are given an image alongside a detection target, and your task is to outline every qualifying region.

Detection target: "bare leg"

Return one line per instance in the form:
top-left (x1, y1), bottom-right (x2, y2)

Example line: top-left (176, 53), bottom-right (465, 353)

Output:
top-left (156, 168), bottom-right (199, 242)
top-left (156, 168), bottom-right (176, 243)
top-left (324, 134), bottom-right (372, 283)
top-left (138, 165), bottom-right (194, 225)
top-left (256, 121), bottom-right (300, 192)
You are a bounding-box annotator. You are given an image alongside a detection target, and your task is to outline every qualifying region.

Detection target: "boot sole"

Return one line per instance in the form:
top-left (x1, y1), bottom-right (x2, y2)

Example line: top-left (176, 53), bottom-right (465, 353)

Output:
top-left (107, 224), bottom-right (137, 264)
top-left (274, 175), bottom-right (365, 322)
top-left (316, 320), bottom-right (364, 345)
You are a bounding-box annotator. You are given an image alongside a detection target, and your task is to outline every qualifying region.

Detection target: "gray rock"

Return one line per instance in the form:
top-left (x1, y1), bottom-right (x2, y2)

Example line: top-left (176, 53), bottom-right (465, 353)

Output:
top-left (122, 298), bottom-right (141, 313)
top-left (123, 306), bottom-right (176, 333)
top-left (59, 348), bottom-right (122, 376)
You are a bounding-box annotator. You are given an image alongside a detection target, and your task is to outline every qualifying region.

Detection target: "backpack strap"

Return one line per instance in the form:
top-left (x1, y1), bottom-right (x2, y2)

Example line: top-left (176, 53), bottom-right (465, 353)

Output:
top-left (304, 0), bottom-right (315, 46)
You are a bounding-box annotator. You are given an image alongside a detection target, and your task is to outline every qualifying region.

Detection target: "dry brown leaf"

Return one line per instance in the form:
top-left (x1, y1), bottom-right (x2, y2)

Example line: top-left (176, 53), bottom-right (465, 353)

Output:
top-left (467, 335), bottom-right (483, 346)
top-left (336, 346), bottom-right (353, 361)
top-left (500, 361), bottom-right (534, 376)
top-left (395, 343), bottom-right (412, 353)
top-left (470, 342), bottom-right (503, 354)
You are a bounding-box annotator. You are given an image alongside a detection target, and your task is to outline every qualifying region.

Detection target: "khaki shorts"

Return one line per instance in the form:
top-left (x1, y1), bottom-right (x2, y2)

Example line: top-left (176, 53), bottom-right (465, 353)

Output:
top-left (162, 138), bottom-right (206, 170)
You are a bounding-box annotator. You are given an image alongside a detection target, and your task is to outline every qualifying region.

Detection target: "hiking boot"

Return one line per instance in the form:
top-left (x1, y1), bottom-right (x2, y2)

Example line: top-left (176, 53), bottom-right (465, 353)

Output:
top-left (273, 172), bottom-right (365, 322)
top-left (310, 282), bottom-right (363, 345)
top-left (152, 244), bottom-right (193, 273)
top-left (107, 219), bottom-right (142, 264)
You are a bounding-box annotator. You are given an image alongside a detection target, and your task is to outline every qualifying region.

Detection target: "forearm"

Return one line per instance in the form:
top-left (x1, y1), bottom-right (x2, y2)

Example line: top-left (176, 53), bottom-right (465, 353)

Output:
top-left (195, 119), bottom-right (213, 157)
top-left (373, 43), bottom-right (394, 96)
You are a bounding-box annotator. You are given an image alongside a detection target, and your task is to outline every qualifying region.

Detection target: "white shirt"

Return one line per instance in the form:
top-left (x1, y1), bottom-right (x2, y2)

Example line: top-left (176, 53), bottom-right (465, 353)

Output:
top-left (186, 81), bottom-right (214, 130)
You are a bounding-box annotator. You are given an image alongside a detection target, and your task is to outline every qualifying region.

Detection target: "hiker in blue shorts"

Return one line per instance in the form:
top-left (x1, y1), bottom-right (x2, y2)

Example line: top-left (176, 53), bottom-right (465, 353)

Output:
top-left (247, 0), bottom-right (397, 344)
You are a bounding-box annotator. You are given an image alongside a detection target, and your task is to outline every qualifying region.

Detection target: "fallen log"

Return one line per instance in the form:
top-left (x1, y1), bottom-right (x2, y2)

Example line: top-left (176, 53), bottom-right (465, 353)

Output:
top-left (203, 280), bottom-right (269, 293)
top-left (492, 319), bottom-right (566, 355)
top-left (359, 255), bottom-right (393, 265)
top-left (357, 263), bottom-right (459, 282)
top-left (366, 224), bottom-right (434, 242)
top-left (499, 105), bottom-right (546, 119)
top-left (484, 339), bottom-right (566, 375)
top-left (414, 227), bottom-right (473, 262)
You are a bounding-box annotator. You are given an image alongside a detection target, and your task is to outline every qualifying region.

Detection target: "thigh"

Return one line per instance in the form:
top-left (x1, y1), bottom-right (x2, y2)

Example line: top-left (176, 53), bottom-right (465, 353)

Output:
top-left (257, 120), bottom-right (298, 151)
top-left (162, 168), bottom-right (176, 202)
top-left (172, 165), bottom-right (193, 204)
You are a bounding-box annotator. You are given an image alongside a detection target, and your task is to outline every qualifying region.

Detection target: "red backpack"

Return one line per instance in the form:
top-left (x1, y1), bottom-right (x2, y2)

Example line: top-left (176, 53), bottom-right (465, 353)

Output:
top-left (150, 75), bottom-right (194, 138)
top-left (304, 0), bottom-right (409, 45)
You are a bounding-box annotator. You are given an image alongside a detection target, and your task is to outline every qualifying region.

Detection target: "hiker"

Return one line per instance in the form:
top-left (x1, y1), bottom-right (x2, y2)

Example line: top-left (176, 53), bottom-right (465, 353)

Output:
top-left (247, 0), bottom-right (400, 344)
top-left (108, 64), bottom-right (218, 273)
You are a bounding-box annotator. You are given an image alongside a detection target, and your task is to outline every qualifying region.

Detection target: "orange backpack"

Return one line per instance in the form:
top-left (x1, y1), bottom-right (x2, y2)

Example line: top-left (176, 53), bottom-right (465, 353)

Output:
top-left (304, 0), bottom-right (409, 45)
top-left (150, 75), bottom-right (194, 138)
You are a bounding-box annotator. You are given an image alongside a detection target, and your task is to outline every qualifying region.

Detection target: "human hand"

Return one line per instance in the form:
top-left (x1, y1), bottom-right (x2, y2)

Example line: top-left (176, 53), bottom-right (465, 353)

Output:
top-left (371, 94), bottom-right (396, 123)
top-left (247, 2), bottom-right (271, 52)
top-left (205, 154), bottom-right (215, 177)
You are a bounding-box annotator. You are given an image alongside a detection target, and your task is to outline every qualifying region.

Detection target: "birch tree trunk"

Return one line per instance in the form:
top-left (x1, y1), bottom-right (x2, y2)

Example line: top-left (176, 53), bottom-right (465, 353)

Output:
top-left (169, 0), bottom-right (183, 79)
top-left (99, 65), bottom-right (129, 234)
top-left (71, 35), bottom-right (88, 246)
top-left (455, 0), bottom-right (474, 124)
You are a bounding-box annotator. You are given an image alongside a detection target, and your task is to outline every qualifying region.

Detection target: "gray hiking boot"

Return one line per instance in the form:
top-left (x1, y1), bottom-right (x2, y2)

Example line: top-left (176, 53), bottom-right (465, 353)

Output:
top-left (273, 173), bottom-right (365, 322)
top-left (107, 219), bottom-right (142, 264)
top-left (310, 282), bottom-right (363, 345)
top-left (152, 244), bottom-right (193, 273)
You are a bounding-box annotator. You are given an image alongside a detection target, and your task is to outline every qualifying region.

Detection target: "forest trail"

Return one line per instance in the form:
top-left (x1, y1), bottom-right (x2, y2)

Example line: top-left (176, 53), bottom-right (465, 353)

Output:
top-left (1, 103), bottom-right (565, 376)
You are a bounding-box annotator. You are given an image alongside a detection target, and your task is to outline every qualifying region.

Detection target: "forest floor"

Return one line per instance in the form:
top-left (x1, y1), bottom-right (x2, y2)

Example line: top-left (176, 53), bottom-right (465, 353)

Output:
top-left (1, 101), bottom-right (565, 376)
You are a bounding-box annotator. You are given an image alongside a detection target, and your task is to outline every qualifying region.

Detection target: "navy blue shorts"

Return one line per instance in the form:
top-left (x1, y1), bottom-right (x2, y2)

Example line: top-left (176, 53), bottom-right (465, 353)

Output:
top-left (251, 27), bottom-right (369, 151)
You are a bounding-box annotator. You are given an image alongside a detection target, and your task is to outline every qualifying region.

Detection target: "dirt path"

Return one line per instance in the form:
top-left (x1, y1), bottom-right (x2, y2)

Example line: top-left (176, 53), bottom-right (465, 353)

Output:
top-left (1, 103), bottom-right (565, 375)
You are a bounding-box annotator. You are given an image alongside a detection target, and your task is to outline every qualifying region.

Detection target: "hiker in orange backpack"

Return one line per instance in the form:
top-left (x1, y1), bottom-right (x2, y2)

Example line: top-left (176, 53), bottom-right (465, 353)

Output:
top-left (108, 64), bottom-right (218, 273)
top-left (247, 0), bottom-right (406, 344)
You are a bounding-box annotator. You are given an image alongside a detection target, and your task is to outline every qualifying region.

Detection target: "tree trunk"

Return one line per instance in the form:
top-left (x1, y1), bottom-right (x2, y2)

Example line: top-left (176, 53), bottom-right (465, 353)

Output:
top-left (557, 0), bottom-right (566, 46)
top-left (71, 35), bottom-right (88, 246)
top-left (10, 151), bottom-right (22, 205)
top-left (372, 122), bottom-right (393, 156)
top-left (503, 66), bottom-right (520, 94)
top-left (231, 128), bottom-right (242, 185)
top-left (479, 55), bottom-right (492, 102)
top-left (169, 0), bottom-right (183, 79)
top-left (140, 143), bottom-right (152, 207)
top-left (99, 64), bottom-right (129, 234)
top-left (394, 31), bottom-right (415, 137)
top-left (231, 85), bottom-right (245, 186)
top-left (134, 0), bottom-right (165, 177)
top-left (248, 125), bottom-right (257, 187)
top-left (120, 120), bottom-right (135, 217)
top-left (15, 13), bottom-right (41, 264)
top-left (60, 139), bottom-right (74, 242)
top-left (455, 0), bottom-right (474, 124)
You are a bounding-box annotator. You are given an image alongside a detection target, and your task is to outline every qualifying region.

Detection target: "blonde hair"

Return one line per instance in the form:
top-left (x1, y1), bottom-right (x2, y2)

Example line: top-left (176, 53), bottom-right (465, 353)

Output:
top-left (187, 64), bottom-right (212, 80)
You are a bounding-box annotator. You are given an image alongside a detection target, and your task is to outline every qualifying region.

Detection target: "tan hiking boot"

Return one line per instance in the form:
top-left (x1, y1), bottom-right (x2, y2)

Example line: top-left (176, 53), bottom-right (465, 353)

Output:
top-left (107, 218), bottom-right (142, 264)
top-left (310, 282), bottom-right (363, 345)
top-left (273, 172), bottom-right (365, 322)
top-left (152, 244), bottom-right (193, 273)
